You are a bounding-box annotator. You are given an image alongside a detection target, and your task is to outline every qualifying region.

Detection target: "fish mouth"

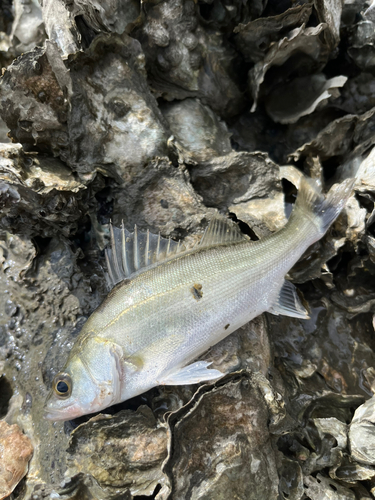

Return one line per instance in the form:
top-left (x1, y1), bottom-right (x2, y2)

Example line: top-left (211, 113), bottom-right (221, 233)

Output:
top-left (44, 408), bottom-right (70, 421)
top-left (44, 399), bottom-right (82, 421)
top-left (44, 407), bottom-right (83, 421)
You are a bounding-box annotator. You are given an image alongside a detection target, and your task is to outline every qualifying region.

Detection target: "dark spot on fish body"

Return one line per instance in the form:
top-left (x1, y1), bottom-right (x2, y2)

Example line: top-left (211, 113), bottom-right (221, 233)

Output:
top-left (224, 324), bottom-right (230, 330)
top-left (191, 283), bottom-right (203, 300)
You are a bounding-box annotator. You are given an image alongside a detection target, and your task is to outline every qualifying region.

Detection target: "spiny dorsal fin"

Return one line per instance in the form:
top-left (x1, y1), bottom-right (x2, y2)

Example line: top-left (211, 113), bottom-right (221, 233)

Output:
top-left (105, 223), bottom-right (187, 288)
top-left (105, 217), bottom-right (249, 289)
top-left (199, 217), bottom-right (249, 248)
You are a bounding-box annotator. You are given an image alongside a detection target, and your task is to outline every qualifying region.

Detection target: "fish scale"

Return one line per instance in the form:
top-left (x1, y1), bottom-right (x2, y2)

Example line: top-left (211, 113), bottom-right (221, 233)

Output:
top-left (44, 175), bottom-right (355, 420)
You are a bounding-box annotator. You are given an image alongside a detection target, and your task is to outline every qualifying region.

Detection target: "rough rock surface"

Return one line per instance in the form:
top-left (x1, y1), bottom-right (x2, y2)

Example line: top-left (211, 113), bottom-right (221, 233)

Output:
top-left (0, 420), bottom-right (33, 499)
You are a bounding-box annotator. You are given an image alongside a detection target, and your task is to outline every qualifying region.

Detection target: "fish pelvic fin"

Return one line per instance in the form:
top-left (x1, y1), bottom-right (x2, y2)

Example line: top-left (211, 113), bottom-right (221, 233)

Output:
top-left (291, 176), bottom-right (355, 236)
top-left (158, 361), bottom-right (224, 386)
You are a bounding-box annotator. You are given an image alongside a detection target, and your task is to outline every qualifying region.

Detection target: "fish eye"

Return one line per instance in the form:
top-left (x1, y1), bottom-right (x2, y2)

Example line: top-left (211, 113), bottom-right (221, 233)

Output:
top-left (53, 373), bottom-right (72, 398)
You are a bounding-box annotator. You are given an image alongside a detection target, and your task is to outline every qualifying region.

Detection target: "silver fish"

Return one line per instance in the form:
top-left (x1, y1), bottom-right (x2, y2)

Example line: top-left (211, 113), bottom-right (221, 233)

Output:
top-left (44, 176), bottom-right (354, 420)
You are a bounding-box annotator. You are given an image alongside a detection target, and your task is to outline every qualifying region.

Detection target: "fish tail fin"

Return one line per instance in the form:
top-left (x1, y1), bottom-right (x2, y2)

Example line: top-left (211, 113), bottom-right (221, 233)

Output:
top-left (291, 176), bottom-right (355, 235)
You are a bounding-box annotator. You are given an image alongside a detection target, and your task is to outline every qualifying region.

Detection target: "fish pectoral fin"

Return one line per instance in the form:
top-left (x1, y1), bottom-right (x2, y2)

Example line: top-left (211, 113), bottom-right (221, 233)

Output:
top-left (268, 280), bottom-right (310, 319)
top-left (158, 361), bottom-right (224, 386)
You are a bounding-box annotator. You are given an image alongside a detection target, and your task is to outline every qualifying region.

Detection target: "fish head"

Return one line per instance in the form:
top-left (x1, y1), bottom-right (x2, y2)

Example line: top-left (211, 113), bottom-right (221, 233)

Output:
top-left (44, 338), bottom-right (123, 421)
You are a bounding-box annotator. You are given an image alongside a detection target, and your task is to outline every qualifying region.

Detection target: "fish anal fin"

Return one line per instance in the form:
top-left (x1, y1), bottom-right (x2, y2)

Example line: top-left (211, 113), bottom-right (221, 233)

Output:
top-left (268, 280), bottom-right (309, 319)
top-left (199, 217), bottom-right (249, 249)
top-left (158, 361), bottom-right (224, 386)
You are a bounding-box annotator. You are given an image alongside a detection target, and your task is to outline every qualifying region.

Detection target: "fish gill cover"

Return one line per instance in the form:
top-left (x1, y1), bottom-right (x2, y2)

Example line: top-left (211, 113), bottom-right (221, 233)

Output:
top-left (0, 0), bottom-right (375, 499)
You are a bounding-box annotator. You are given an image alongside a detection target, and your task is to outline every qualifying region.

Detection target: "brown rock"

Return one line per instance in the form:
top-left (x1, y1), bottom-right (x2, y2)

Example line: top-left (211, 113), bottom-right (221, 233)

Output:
top-left (0, 421), bottom-right (33, 500)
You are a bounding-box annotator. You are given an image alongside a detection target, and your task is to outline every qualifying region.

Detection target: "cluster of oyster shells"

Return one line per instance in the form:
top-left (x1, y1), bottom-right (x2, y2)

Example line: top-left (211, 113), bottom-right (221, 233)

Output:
top-left (0, 1), bottom-right (375, 499)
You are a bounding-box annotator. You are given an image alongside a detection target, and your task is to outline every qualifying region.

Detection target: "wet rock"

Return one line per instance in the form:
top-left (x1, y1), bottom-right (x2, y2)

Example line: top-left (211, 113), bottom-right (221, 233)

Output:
top-left (0, 144), bottom-right (85, 194)
top-left (333, 458), bottom-right (375, 484)
top-left (349, 396), bottom-right (375, 465)
top-left (112, 157), bottom-right (215, 239)
top-left (67, 34), bottom-right (169, 183)
top-left (289, 106), bottom-right (375, 163)
top-left (249, 23), bottom-right (328, 111)
top-left (0, 2), bottom-right (15, 68)
top-left (278, 456), bottom-right (304, 500)
top-left (335, 73), bottom-right (375, 115)
top-left (10, 0), bottom-right (45, 54)
top-left (228, 109), bottom-right (287, 162)
top-left (161, 98), bottom-right (232, 164)
top-left (164, 374), bottom-right (280, 499)
top-left (314, 0), bottom-right (343, 50)
top-left (328, 254), bottom-right (375, 319)
top-left (342, 195), bottom-right (367, 250)
top-left (65, 0), bottom-right (140, 36)
top-left (197, 0), bottom-right (265, 30)
top-left (314, 417), bottom-right (348, 450)
top-left (0, 144), bottom-right (90, 238)
top-left (0, 118), bottom-right (10, 143)
top-left (1, 0), bottom-right (375, 497)
top-left (0, 232), bottom-right (103, 490)
top-left (234, 3), bottom-right (313, 64)
top-left (304, 473), bottom-right (355, 500)
top-left (41, 0), bottom-right (140, 58)
top-left (348, 19), bottom-right (375, 72)
top-left (230, 192), bottom-right (287, 238)
top-left (265, 74), bottom-right (347, 124)
top-left (66, 406), bottom-right (168, 498)
top-left (0, 44), bottom-right (69, 155)
top-left (133, 0), bottom-right (245, 118)
top-left (368, 235), bottom-right (375, 264)
top-left (41, 0), bottom-right (81, 58)
top-left (190, 151), bottom-right (281, 211)
top-left (0, 420), bottom-right (33, 500)
top-left (0, 35), bottom-right (169, 185)
top-left (268, 292), bottom-right (375, 400)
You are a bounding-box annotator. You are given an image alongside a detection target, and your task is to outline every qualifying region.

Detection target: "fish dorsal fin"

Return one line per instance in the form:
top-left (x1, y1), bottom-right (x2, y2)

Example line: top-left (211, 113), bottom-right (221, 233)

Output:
top-left (198, 217), bottom-right (249, 248)
top-left (105, 222), bottom-right (187, 288)
top-left (105, 217), bottom-right (248, 288)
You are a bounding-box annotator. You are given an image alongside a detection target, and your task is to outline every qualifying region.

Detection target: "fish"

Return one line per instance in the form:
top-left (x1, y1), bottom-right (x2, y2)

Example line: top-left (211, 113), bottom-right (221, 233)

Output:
top-left (44, 175), bottom-right (354, 420)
